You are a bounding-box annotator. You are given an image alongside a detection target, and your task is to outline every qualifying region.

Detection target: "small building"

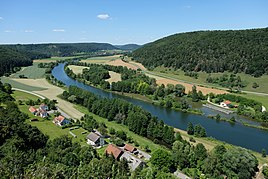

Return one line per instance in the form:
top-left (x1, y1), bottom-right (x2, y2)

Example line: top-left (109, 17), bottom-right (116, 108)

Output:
top-left (53, 115), bottom-right (70, 126)
top-left (105, 144), bottom-right (123, 160)
top-left (124, 144), bottom-right (137, 154)
top-left (87, 132), bottom-right (104, 147)
top-left (220, 100), bottom-right (232, 108)
top-left (39, 103), bottom-right (49, 111)
top-left (29, 106), bottom-right (37, 115)
top-left (39, 110), bottom-right (48, 118)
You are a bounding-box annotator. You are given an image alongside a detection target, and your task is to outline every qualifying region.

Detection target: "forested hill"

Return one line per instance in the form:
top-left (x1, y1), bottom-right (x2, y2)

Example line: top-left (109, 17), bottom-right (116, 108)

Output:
top-left (0, 46), bottom-right (33, 76)
top-left (115, 44), bottom-right (141, 51)
top-left (1, 43), bottom-right (118, 57)
top-left (132, 28), bottom-right (268, 77)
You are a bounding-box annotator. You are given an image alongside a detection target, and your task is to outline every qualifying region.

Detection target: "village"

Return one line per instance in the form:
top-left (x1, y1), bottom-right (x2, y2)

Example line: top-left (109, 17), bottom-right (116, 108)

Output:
top-left (28, 101), bottom-right (151, 171)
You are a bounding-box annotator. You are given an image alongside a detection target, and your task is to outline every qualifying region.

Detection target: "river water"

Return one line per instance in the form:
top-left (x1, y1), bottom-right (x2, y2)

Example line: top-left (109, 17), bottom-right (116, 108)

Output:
top-left (52, 63), bottom-right (268, 152)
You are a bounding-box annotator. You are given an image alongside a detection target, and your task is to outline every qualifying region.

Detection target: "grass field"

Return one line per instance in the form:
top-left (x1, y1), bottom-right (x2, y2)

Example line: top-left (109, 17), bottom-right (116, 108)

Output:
top-left (153, 66), bottom-right (268, 94)
top-left (105, 71), bottom-right (122, 83)
top-left (238, 93), bottom-right (268, 108)
top-left (12, 90), bottom-right (88, 144)
top-left (81, 55), bottom-right (121, 64)
top-left (12, 90), bottom-right (41, 101)
top-left (33, 56), bottom-right (81, 63)
top-left (68, 65), bottom-right (89, 74)
top-left (1, 77), bottom-right (47, 91)
top-left (10, 63), bottom-right (47, 79)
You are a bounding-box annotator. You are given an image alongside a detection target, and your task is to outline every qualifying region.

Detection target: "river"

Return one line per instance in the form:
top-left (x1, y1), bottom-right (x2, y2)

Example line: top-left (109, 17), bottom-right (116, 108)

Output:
top-left (52, 63), bottom-right (268, 152)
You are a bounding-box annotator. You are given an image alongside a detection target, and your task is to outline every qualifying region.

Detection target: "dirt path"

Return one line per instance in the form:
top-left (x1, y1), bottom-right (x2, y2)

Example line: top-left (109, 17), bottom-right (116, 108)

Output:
top-left (11, 78), bottom-right (84, 120)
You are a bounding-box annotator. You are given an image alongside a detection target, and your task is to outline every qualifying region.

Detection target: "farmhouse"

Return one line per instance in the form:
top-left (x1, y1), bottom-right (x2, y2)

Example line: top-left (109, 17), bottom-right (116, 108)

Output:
top-left (39, 103), bottom-right (49, 111)
top-left (124, 144), bottom-right (138, 154)
top-left (29, 106), bottom-right (37, 115)
top-left (220, 100), bottom-right (232, 108)
top-left (87, 132), bottom-right (104, 147)
top-left (105, 144), bottom-right (146, 170)
top-left (105, 144), bottom-right (123, 160)
top-left (53, 115), bottom-right (70, 126)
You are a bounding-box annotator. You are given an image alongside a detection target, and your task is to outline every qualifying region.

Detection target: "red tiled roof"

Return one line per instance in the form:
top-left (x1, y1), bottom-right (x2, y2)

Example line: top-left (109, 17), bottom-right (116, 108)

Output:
top-left (224, 100), bottom-right (231, 105)
top-left (29, 106), bottom-right (37, 113)
top-left (105, 144), bottom-right (123, 160)
top-left (54, 115), bottom-right (65, 122)
top-left (124, 144), bottom-right (136, 152)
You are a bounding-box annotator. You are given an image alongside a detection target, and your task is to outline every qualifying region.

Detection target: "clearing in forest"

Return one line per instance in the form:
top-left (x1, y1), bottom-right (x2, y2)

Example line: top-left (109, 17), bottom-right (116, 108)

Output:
top-left (68, 65), bottom-right (89, 74)
top-left (105, 71), bottom-right (122, 83)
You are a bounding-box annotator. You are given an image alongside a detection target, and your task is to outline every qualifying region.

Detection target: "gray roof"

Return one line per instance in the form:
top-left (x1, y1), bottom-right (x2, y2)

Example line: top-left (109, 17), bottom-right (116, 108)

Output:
top-left (87, 132), bottom-right (100, 143)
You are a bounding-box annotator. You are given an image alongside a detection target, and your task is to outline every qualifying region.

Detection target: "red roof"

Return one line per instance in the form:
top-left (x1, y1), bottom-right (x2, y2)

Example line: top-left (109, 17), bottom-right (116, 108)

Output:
top-left (105, 144), bottom-right (123, 160)
top-left (224, 100), bottom-right (231, 105)
top-left (29, 106), bottom-right (37, 113)
top-left (54, 115), bottom-right (65, 122)
top-left (124, 144), bottom-right (136, 153)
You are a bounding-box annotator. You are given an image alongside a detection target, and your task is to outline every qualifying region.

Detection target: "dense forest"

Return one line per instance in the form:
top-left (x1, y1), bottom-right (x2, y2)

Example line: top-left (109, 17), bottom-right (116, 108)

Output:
top-left (132, 28), bottom-right (268, 77)
top-left (1, 43), bottom-right (118, 57)
top-left (0, 46), bottom-right (34, 76)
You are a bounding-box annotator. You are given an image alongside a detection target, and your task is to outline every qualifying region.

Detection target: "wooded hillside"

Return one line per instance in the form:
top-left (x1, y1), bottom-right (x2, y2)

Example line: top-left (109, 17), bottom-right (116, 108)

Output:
top-left (132, 28), bottom-right (268, 77)
top-left (2, 43), bottom-right (117, 57)
top-left (0, 46), bottom-right (33, 76)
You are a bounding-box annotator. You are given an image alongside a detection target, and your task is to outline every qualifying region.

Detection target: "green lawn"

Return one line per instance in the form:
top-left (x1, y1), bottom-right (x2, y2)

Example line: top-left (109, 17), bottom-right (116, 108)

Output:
top-left (12, 90), bottom-right (88, 144)
top-left (152, 67), bottom-right (268, 94)
top-left (10, 63), bottom-right (47, 79)
top-left (0, 77), bottom-right (46, 91)
top-left (12, 90), bottom-right (41, 101)
top-left (74, 105), bottom-right (165, 153)
top-left (238, 93), bottom-right (268, 109)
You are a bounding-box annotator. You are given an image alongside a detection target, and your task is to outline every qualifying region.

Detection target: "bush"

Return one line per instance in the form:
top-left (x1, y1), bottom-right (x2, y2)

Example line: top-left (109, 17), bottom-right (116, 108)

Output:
top-left (189, 137), bottom-right (196, 143)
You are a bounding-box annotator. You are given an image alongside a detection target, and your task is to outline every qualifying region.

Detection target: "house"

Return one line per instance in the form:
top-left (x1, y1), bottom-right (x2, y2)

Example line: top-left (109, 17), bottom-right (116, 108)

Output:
top-left (39, 103), bottom-right (49, 111)
top-left (105, 144), bottom-right (123, 160)
top-left (124, 144), bottom-right (138, 154)
top-left (29, 106), bottom-right (37, 115)
top-left (87, 132), bottom-right (104, 147)
top-left (220, 100), bottom-right (232, 108)
top-left (39, 110), bottom-right (48, 118)
top-left (53, 115), bottom-right (70, 126)
top-left (120, 152), bottom-right (144, 171)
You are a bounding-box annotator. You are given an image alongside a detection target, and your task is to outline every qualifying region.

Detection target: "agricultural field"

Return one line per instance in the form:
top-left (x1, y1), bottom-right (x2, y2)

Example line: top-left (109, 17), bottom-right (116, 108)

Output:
top-left (153, 66), bottom-right (268, 94)
top-left (68, 65), bottom-right (89, 74)
top-left (1, 77), bottom-right (47, 91)
top-left (10, 63), bottom-right (46, 79)
top-left (33, 56), bottom-right (81, 63)
top-left (12, 90), bottom-right (40, 101)
top-left (105, 71), bottom-right (122, 83)
top-left (81, 55), bottom-right (121, 64)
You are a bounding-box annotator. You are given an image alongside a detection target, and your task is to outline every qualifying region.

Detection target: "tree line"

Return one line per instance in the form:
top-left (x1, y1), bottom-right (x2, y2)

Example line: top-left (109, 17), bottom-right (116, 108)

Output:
top-left (65, 62), bottom-right (206, 113)
top-left (132, 28), bottom-right (268, 77)
top-left (62, 85), bottom-right (175, 146)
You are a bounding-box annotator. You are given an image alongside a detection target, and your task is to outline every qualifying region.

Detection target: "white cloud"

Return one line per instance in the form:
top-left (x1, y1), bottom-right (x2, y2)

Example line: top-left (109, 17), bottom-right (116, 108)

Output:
top-left (4, 30), bottom-right (12, 33)
top-left (0, 17), bottom-right (3, 20)
top-left (184, 5), bottom-right (191, 9)
top-left (52, 29), bottom-right (65, 32)
top-left (97, 14), bottom-right (110, 20)
top-left (25, 30), bottom-right (34, 33)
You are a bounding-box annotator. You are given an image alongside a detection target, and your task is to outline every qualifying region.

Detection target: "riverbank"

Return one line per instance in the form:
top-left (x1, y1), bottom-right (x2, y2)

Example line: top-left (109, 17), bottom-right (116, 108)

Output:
top-left (8, 77), bottom-right (268, 165)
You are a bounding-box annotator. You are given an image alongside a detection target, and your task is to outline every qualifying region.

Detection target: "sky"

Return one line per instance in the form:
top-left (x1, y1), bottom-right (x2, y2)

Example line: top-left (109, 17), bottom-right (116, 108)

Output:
top-left (0, 0), bottom-right (267, 45)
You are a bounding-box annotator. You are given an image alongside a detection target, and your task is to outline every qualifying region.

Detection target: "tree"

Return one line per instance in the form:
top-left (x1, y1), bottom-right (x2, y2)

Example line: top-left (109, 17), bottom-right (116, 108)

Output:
top-left (262, 149), bottom-right (266, 158)
top-left (187, 122), bottom-right (194, 135)
top-left (194, 143), bottom-right (207, 161)
top-left (150, 149), bottom-right (173, 171)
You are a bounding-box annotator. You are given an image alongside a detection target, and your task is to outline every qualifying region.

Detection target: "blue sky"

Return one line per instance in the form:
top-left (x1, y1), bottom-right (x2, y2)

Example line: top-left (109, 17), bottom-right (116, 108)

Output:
top-left (0, 0), bottom-right (267, 45)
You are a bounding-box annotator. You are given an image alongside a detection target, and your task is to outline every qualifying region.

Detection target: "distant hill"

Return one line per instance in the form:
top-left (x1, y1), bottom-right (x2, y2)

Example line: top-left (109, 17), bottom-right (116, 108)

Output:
top-left (1, 43), bottom-right (118, 57)
top-left (132, 28), bottom-right (268, 77)
top-left (115, 44), bottom-right (141, 51)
